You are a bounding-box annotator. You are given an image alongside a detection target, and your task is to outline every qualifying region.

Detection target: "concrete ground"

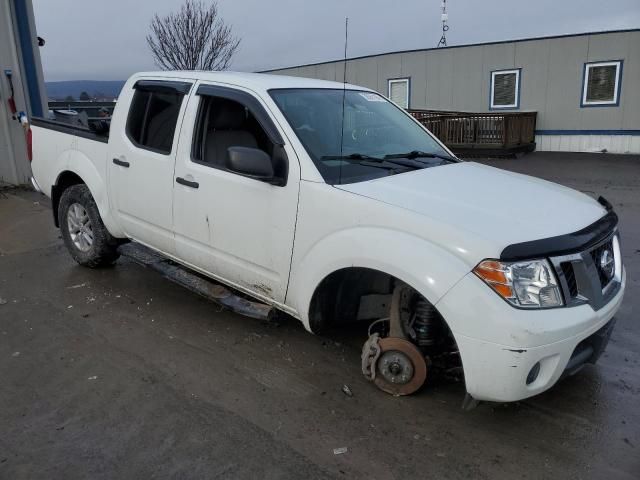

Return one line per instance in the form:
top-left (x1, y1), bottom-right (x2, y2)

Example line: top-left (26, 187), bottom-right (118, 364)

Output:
top-left (0, 152), bottom-right (638, 479)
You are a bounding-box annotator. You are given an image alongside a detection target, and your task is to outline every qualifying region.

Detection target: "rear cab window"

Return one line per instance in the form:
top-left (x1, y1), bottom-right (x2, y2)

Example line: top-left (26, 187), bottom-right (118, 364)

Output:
top-left (126, 80), bottom-right (192, 155)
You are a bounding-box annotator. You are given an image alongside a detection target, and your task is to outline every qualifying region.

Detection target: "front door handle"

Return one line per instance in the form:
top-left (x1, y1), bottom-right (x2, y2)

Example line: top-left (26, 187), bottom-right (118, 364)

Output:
top-left (176, 176), bottom-right (199, 189)
top-left (113, 158), bottom-right (130, 168)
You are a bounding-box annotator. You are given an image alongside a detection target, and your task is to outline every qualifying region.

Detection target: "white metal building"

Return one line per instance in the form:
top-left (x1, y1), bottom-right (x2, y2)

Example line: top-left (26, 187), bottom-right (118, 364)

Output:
top-left (265, 29), bottom-right (640, 154)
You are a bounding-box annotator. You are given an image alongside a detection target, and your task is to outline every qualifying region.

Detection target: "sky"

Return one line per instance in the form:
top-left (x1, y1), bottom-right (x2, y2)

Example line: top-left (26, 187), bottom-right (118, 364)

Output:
top-left (33, 0), bottom-right (640, 82)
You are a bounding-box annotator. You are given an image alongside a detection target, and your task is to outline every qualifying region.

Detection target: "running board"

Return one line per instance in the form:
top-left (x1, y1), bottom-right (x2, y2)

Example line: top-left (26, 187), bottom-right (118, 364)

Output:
top-left (118, 243), bottom-right (274, 321)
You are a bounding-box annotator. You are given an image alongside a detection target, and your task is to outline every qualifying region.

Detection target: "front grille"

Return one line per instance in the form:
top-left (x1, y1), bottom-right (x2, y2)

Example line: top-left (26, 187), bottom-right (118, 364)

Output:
top-left (550, 232), bottom-right (621, 311)
top-left (560, 262), bottom-right (578, 297)
top-left (590, 239), bottom-right (614, 288)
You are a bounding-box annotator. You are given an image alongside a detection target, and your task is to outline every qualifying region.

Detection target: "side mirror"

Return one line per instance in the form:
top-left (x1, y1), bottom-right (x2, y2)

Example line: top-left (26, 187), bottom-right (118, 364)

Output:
top-left (226, 146), bottom-right (274, 181)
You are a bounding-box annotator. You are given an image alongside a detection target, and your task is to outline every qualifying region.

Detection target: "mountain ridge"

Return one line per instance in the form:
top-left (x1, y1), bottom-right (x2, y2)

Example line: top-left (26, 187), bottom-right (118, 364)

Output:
top-left (45, 80), bottom-right (125, 100)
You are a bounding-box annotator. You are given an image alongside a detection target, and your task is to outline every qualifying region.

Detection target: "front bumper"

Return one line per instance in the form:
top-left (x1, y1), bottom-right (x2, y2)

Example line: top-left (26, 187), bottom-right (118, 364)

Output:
top-left (435, 269), bottom-right (625, 402)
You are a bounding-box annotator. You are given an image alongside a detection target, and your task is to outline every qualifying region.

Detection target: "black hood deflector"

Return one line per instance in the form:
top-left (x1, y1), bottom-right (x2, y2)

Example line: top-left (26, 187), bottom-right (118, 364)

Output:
top-left (500, 197), bottom-right (618, 261)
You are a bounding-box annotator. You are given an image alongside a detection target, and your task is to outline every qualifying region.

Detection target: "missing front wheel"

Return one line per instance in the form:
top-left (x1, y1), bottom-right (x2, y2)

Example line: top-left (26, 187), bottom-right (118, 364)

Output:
top-left (361, 283), bottom-right (462, 396)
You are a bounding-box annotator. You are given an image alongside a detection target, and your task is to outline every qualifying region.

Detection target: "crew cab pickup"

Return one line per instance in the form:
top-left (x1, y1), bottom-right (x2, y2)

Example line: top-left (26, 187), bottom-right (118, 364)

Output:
top-left (30, 72), bottom-right (626, 404)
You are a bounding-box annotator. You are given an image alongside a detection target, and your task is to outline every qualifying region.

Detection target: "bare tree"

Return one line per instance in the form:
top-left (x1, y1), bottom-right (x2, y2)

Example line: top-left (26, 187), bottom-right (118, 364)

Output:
top-left (146, 0), bottom-right (240, 71)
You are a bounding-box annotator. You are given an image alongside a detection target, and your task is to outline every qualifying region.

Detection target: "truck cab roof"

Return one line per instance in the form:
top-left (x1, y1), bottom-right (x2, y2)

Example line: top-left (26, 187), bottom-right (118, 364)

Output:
top-left (130, 70), bottom-right (368, 94)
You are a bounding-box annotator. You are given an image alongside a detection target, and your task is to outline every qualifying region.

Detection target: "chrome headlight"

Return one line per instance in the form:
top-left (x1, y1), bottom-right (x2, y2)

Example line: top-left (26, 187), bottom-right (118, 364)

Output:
top-left (473, 259), bottom-right (564, 308)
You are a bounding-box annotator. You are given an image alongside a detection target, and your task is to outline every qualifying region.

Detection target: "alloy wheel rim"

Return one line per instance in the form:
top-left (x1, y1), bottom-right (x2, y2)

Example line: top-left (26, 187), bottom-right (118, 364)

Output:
top-left (67, 203), bottom-right (93, 252)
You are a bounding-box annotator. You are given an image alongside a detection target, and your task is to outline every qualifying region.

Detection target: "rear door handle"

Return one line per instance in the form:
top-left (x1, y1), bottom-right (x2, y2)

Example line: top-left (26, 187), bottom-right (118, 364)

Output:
top-left (113, 158), bottom-right (130, 168)
top-left (176, 176), bottom-right (199, 189)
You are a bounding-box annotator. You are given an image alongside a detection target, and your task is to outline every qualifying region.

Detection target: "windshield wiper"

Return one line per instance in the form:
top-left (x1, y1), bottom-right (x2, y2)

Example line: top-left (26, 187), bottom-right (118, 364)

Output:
top-left (321, 153), bottom-right (383, 161)
top-left (384, 150), bottom-right (457, 162)
top-left (321, 153), bottom-right (423, 172)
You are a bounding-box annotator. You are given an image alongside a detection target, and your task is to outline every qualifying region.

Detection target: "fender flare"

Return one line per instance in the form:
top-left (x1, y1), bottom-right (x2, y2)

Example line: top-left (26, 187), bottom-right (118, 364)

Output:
top-left (286, 227), bottom-right (471, 332)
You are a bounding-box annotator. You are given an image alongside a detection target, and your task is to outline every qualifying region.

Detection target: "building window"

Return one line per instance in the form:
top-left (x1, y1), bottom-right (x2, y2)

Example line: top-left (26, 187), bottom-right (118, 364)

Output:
top-left (490, 69), bottom-right (521, 109)
top-left (582, 60), bottom-right (623, 107)
top-left (388, 78), bottom-right (410, 109)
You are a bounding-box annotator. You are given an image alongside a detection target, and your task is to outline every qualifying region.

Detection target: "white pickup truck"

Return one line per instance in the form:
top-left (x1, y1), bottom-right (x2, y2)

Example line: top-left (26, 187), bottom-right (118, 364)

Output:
top-left (30, 72), bottom-right (625, 405)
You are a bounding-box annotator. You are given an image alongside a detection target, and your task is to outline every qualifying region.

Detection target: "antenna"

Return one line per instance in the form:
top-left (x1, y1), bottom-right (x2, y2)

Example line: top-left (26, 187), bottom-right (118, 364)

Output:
top-left (338, 17), bottom-right (349, 185)
top-left (437, 1), bottom-right (449, 47)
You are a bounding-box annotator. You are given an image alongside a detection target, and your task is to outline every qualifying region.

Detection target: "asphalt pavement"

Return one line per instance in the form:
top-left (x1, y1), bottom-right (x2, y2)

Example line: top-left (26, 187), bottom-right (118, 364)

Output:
top-left (0, 152), bottom-right (638, 479)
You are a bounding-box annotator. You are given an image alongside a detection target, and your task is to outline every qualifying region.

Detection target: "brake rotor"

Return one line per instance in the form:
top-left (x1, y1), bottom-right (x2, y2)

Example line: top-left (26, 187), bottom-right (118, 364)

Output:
top-left (373, 337), bottom-right (427, 396)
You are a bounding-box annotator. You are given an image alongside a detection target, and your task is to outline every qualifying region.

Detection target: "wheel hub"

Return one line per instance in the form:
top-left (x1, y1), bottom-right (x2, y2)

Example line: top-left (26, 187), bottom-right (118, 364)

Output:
top-left (379, 351), bottom-right (414, 385)
top-left (372, 337), bottom-right (427, 396)
top-left (67, 203), bottom-right (94, 252)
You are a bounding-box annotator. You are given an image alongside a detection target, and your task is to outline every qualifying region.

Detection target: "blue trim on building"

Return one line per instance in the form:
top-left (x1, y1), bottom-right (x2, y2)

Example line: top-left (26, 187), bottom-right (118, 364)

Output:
top-left (489, 68), bottom-right (521, 111)
top-left (536, 130), bottom-right (640, 136)
top-left (580, 60), bottom-right (623, 108)
top-left (387, 77), bottom-right (411, 109)
top-left (13, 0), bottom-right (43, 117)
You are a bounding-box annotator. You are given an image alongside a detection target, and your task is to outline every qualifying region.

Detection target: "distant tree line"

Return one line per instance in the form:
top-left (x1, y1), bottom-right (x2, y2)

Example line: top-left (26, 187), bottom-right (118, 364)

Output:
top-left (57, 91), bottom-right (114, 102)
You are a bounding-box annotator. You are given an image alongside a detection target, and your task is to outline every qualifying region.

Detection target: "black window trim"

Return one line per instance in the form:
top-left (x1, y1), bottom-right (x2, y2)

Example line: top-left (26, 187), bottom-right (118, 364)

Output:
top-left (190, 84), bottom-right (289, 186)
top-left (134, 79), bottom-right (193, 95)
top-left (125, 80), bottom-right (192, 156)
top-left (191, 95), bottom-right (210, 165)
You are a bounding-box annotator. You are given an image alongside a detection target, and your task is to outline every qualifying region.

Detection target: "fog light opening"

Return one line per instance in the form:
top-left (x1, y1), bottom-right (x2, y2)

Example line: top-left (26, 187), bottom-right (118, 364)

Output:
top-left (526, 362), bottom-right (541, 385)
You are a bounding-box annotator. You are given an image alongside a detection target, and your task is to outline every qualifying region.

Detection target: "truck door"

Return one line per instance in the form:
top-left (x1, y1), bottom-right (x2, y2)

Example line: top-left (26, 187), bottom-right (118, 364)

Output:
top-left (108, 79), bottom-right (192, 254)
top-left (172, 83), bottom-right (300, 304)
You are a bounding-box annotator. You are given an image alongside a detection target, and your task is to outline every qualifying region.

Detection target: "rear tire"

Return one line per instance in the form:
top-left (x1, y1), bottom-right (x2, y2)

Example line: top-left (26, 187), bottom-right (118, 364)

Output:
top-left (58, 184), bottom-right (119, 267)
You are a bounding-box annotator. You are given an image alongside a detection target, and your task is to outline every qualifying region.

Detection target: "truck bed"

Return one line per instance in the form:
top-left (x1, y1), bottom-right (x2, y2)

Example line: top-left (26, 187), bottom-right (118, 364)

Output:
top-left (31, 117), bottom-right (109, 143)
top-left (30, 116), bottom-right (110, 223)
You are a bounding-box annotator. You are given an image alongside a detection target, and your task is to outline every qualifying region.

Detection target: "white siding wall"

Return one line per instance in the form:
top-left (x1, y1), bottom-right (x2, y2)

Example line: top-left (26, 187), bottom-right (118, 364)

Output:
top-left (536, 135), bottom-right (640, 154)
top-left (267, 30), bottom-right (640, 155)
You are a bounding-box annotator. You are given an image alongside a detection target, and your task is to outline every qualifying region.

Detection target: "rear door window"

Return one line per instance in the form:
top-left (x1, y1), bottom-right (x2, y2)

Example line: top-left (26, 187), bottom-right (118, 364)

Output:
top-left (126, 82), bottom-right (191, 154)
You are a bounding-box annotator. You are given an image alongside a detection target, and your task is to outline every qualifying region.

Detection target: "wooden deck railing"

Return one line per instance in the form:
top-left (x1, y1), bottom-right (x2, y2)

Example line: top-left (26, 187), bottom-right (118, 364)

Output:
top-left (409, 109), bottom-right (537, 155)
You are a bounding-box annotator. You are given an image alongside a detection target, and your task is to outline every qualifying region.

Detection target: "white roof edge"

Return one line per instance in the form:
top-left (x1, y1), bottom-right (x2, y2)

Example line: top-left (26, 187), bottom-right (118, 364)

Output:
top-left (129, 70), bottom-right (371, 92)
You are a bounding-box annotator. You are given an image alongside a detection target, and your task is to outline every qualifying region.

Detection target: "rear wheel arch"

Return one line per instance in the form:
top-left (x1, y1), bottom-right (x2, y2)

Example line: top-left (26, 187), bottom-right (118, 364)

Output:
top-left (52, 171), bottom-right (86, 227)
top-left (51, 167), bottom-right (124, 238)
top-left (58, 184), bottom-right (120, 267)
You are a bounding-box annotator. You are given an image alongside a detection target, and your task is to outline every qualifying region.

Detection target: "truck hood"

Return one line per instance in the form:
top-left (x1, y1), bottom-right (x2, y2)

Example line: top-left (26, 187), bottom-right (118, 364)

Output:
top-left (336, 162), bottom-right (607, 260)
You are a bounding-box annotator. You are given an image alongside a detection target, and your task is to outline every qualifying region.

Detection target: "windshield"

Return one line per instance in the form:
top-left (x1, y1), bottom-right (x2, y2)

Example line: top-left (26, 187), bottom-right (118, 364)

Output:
top-left (269, 88), bottom-right (455, 185)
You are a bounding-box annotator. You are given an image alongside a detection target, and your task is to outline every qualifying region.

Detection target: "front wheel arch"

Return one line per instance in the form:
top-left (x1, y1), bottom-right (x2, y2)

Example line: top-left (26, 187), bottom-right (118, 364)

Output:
top-left (307, 266), bottom-right (456, 339)
top-left (308, 266), bottom-right (466, 392)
